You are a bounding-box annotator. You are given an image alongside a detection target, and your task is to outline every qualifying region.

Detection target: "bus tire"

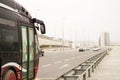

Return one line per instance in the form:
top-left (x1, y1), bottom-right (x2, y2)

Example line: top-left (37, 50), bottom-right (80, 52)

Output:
top-left (2, 69), bottom-right (17, 80)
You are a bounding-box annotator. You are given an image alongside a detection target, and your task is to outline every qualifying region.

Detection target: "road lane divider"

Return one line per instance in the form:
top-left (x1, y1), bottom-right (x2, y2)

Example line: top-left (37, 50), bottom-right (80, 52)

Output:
top-left (54, 61), bottom-right (62, 64)
top-left (41, 64), bottom-right (51, 68)
top-left (59, 64), bottom-right (69, 69)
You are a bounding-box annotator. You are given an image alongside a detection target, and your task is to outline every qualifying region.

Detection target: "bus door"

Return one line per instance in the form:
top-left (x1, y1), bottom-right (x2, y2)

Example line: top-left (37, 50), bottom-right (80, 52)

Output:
top-left (21, 24), bottom-right (34, 80)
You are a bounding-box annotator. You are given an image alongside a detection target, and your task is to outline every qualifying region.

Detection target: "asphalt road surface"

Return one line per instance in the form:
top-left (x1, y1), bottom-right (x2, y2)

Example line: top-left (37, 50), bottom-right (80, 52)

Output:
top-left (36, 49), bottom-right (105, 80)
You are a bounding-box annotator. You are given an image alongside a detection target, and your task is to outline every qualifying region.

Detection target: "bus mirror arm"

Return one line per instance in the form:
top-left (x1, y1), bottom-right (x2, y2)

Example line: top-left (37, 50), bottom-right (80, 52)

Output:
top-left (32, 18), bottom-right (46, 34)
top-left (32, 18), bottom-right (44, 24)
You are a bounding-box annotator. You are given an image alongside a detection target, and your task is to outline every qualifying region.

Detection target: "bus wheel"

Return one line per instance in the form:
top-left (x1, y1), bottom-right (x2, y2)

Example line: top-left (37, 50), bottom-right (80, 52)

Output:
top-left (3, 69), bottom-right (17, 80)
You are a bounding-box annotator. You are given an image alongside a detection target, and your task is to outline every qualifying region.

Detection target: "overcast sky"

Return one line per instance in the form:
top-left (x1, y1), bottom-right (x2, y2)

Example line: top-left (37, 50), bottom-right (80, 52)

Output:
top-left (15, 0), bottom-right (120, 42)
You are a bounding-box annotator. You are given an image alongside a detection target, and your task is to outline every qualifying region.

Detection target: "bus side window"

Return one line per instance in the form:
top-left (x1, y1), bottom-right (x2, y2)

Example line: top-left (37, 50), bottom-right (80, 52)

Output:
top-left (0, 27), bottom-right (19, 51)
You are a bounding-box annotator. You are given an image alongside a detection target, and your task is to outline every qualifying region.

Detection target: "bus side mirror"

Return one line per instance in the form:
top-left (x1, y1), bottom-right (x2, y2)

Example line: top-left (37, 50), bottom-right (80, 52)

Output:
top-left (33, 18), bottom-right (46, 34)
top-left (40, 23), bottom-right (46, 34)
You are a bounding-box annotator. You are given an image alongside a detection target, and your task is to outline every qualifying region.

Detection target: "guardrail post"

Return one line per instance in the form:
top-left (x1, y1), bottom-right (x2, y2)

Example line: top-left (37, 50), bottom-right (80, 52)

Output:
top-left (83, 74), bottom-right (86, 80)
top-left (94, 62), bottom-right (97, 69)
top-left (88, 69), bottom-right (91, 77)
top-left (92, 66), bottom-right (94, 72)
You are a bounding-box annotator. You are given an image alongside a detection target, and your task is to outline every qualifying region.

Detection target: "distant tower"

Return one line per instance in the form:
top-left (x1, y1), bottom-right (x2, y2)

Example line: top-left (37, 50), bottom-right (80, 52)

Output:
top-left (99, 32), bottom-right (110, 46)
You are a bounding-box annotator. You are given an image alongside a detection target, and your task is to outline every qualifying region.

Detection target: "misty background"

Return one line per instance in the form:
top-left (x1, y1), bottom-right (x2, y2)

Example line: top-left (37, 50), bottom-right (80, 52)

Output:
top-left (15, 0), bottom-right (120, 44)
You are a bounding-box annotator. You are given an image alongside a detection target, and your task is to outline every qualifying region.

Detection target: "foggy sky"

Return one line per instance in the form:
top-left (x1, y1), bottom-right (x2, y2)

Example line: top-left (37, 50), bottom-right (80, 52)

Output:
top-left (15, 0), bottom-right (120, 42)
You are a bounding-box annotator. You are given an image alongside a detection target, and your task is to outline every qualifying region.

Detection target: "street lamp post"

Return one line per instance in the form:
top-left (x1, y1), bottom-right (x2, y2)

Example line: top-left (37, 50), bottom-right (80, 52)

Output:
top-left (62, 18), bottom-right (64, 52)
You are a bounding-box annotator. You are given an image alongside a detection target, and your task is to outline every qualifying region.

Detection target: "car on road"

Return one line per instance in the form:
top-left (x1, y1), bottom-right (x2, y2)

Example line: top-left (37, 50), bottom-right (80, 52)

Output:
top-left (39, 49), bottom-right (44, 56)
top-left (78, 48), bottom-right (85, 52)
top-left (85, 48), bottom-right (90, 51)
top-left (93, 48), bottom-right (101, 51)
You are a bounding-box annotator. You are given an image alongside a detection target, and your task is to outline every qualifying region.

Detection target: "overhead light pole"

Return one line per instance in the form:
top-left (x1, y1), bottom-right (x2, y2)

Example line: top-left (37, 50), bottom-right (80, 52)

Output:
top-left (62, 17), bottom-right (64, 52)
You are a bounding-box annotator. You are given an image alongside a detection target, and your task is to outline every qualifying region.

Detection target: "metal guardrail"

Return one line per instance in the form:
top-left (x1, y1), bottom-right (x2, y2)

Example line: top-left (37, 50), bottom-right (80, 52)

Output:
top-left (57, 49), bottom-right (108, 80)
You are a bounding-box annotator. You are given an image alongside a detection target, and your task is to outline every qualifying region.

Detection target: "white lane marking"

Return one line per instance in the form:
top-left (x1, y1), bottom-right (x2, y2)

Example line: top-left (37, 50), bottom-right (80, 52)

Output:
top-left (54, 61), bottom-right (62, 64)
top-left (41, 64), bottom-right (51, 68)
top-left (64, 59), bottom-right (70, 61)
top-left (59, 64), bottom-right (69, 69)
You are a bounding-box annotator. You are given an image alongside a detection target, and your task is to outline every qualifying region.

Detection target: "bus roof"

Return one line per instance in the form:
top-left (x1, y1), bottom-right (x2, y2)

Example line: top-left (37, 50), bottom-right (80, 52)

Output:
top-left (0, 0), bottom-right (32, 19)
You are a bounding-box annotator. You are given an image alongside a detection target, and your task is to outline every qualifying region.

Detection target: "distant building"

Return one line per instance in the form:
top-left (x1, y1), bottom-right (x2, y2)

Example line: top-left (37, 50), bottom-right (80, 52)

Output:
top-left (38, 34), bottom-right (72, 48)
top-left (99, 32), bottom-right (110, 46)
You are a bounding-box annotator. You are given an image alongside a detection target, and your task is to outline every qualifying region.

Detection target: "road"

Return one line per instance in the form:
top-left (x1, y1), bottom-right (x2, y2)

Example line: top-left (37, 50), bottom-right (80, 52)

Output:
top-left (36, 49), bottom-right (105, 80)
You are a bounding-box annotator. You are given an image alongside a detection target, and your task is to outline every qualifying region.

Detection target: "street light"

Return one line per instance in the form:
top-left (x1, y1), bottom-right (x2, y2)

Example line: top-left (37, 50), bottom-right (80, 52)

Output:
top-left (62, 17), bottom-right (64, 52)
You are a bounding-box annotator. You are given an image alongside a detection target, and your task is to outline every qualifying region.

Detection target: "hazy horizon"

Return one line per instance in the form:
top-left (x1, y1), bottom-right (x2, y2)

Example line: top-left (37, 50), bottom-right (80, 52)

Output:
top-left (15, 0), bottom-right (120, 42)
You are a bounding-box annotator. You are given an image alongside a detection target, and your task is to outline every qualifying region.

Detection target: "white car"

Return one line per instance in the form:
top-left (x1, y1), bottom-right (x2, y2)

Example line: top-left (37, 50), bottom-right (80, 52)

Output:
top-left (93, 48), bottom-right (101, 51)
